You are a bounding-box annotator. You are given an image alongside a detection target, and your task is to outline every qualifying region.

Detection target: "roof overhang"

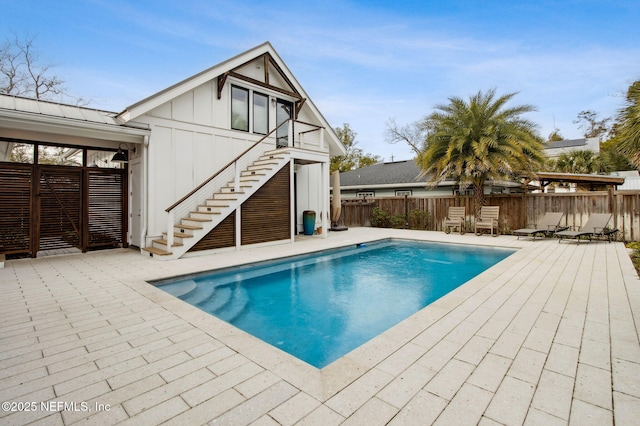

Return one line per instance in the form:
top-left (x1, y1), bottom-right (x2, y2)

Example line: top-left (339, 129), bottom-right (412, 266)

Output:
top-left (0, 100), bottom-right (149, 148)
top-left (532, 172), bottom-right (625, 187)
top-left (1, 109), bottom-right (149, 145)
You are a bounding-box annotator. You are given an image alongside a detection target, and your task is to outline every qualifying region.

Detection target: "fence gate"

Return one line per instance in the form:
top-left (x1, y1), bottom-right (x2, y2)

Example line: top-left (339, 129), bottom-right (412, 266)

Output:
top-left (37, 166), bottom-right (83, 253)
top-left (0, 163), bottom-right (127, 258)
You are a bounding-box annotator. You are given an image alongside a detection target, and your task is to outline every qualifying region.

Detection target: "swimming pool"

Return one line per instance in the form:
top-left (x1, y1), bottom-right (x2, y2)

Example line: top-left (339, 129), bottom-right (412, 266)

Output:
top-left (154, 239), bottom-right (515, 368)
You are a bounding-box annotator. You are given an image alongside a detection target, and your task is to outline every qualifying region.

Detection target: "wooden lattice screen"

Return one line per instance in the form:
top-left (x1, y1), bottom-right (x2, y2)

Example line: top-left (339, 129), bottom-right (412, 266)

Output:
top-left (0, 162), bottom-right (126, 257)
top-left (38, 166), bottom-right (82, 252)
top-left (241, 166), bottom-right (290, 245)
top-left (0, 164), bottom-right (32, 255)
top-left (87, 169), bottom-right (124, 248)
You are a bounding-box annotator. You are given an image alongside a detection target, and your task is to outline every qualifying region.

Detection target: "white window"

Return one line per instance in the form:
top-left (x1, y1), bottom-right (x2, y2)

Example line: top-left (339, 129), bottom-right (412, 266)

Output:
top-left (231, 85), bottom-right (271, 135)
top-left (395, 190), bottom-right (412, 196)
top-left (253, 92), bottom-right (268, 135)
top-left (231, 86), bottom-right (249, 131)
top-left (357, 191), bottom-right (375, 198)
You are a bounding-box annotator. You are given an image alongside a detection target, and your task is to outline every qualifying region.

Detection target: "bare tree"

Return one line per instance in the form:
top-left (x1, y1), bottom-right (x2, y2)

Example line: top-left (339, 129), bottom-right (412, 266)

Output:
top-left (385, 118), bottom-right (428, 157)
top-left (0, 33), bottom-right (71, 101)
top-left (573, 110), bottom-right (611, 139)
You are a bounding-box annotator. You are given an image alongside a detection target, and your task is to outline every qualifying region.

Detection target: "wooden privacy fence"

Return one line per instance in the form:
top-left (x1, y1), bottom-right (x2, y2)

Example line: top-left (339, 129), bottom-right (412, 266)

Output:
top-left (337, 191), bottom-right (640, 242)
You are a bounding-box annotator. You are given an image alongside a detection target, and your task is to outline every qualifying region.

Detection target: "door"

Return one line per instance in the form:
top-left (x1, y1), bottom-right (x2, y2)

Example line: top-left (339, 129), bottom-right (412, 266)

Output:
top-left (276, 99), bottom-right (293, 148)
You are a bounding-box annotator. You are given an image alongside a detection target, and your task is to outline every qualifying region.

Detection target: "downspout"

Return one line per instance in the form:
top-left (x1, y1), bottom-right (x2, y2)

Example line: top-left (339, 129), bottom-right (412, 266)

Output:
top-left (142, 134), bottom-right (150, 250)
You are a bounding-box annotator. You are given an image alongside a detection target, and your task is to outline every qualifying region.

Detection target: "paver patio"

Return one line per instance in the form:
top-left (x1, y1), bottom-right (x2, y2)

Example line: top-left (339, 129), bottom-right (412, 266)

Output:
top-left (1, 227), bottom-right (639, 425)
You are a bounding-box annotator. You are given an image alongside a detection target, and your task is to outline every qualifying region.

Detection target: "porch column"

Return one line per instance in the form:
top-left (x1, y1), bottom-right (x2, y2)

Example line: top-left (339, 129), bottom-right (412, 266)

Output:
top-left (235, 207), bottom-right (241, 250)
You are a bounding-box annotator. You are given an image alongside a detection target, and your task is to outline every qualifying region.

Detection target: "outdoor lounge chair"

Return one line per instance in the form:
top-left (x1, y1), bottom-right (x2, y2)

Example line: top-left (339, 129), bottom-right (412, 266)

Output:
top-left (513, 212), bottom-right (566, 240)
top-left (555, 213), bottom-right (617, 243)
top-left (475, 206), bottom-right (500, 236)
top-left (444, 206), bottom-right (466, 234)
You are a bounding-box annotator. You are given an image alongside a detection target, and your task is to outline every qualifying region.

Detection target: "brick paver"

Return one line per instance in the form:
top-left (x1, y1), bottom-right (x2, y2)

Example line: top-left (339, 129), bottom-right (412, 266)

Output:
top-left (1, 228), bottom-right (639, 425)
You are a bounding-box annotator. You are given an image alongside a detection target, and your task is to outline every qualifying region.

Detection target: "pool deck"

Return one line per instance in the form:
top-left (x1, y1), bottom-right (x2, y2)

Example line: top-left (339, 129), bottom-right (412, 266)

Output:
top-left (1, 227), bottom-right (639, 425)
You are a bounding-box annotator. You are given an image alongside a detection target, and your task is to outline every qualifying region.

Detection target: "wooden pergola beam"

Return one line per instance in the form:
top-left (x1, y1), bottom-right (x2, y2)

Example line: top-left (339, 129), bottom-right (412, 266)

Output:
top-left (228, 71), bottom-right (302, 100)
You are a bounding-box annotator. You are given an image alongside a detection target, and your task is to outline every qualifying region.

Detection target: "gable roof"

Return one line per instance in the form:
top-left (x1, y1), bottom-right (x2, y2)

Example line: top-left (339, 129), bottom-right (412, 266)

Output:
top-left (116, 42), bottom-right (344, 155)
top-left (338, 160), bottom-right (426, 187)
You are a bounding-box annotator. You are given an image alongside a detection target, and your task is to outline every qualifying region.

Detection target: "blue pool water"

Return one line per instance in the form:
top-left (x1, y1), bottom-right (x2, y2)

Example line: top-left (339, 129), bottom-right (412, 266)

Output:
top-left (154, 239), bottom-right (514, 368)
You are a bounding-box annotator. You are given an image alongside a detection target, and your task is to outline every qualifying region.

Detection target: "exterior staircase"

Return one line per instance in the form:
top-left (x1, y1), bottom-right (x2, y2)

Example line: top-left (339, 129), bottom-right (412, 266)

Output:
top-left (143, 148), bottom-right (290, 260)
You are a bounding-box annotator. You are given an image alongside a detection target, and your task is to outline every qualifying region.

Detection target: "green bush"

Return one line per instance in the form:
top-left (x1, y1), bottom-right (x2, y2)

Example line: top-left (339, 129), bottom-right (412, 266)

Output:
top-left (408, 209), bottom-right (430, 230)
top-left (631, 249), bottom-right (640, 277)
top-left (370, 207), bottom-right (391, 228)
top-left (626, 241), bottom-right (640, 250)
top-left (390, 214), bottom-right (406, 229)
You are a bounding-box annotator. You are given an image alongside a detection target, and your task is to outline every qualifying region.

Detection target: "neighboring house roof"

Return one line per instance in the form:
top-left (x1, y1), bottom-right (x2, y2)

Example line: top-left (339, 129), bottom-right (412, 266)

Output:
top-left (544, 137), bottom-right (600, 157)
top-left (116, 41), bottom-right (345, 156)
top-left (546, 138), bottom-right (589, 149)
top-left (335, 160), bottom-right (525, 191)
top-left (338, 160), bottom-right (426, 188)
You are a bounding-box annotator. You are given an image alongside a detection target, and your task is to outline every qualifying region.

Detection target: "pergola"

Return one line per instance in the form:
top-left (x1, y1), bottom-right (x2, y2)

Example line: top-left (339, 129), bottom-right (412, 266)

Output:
top-left (532, 172), bottom-right (625, 191)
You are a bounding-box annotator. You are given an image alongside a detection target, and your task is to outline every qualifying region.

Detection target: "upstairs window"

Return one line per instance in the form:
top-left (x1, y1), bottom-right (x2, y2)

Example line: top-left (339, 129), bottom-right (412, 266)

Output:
top-left (231, 86), bottom-right (249, 131)
top-left (253, 92), bottom-right (268, 134)
top-left (231, 85), bottom-right (270, 135)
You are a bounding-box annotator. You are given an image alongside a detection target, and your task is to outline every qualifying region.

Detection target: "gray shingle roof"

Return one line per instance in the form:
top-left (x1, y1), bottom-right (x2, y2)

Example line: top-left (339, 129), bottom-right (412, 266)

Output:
top-left (336, 160), bottom-right (426, 187)
top-left (546, 138), bottom-right (587, 149)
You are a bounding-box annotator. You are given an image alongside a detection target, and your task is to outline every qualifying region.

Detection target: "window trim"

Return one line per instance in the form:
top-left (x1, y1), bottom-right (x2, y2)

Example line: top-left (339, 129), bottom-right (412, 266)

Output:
top-left (357, 191), bottom-right (375, 198)
top-left (231, 85), bottom-right (250, 132)
top-left (252, 91), bottom-right (269, 135)
top-left (231, 84), bottom-right (278, 136)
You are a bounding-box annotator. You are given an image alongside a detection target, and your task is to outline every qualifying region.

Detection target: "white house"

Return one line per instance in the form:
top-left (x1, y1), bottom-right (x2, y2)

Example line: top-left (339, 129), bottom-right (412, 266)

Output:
top-left (544, 137), bottom-right (600, 158)
top-left (0, 42), bottom-right (345, 260)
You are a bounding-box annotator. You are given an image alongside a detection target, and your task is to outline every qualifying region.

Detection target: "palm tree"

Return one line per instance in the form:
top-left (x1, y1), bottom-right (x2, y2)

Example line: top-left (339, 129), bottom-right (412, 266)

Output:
top-left (418, 89), bottom-right (545, 217)
top-left (616, 80), bottom-right (640, 168)
top-left (553, 150), bottom-right (610, 174)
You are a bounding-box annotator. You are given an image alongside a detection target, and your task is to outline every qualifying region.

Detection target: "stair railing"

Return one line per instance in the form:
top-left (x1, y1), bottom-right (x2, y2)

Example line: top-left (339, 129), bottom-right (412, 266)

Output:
top-left (163, 120), bottom-right (291, 250)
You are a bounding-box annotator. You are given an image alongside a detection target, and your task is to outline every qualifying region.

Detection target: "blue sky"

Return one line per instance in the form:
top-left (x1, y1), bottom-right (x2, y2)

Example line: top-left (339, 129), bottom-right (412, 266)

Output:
top-left (3, 0), bottom-right (639, 161)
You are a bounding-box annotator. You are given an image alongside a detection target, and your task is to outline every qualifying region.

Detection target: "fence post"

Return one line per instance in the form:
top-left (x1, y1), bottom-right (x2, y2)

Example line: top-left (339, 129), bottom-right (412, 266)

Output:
top-left (404, 194), bottom-right (409, 228)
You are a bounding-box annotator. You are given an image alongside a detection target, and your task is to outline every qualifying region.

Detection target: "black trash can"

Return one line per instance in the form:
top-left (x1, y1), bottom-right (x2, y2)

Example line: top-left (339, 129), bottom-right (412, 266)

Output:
top-left (303, 210), bottom-right (316, 235)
